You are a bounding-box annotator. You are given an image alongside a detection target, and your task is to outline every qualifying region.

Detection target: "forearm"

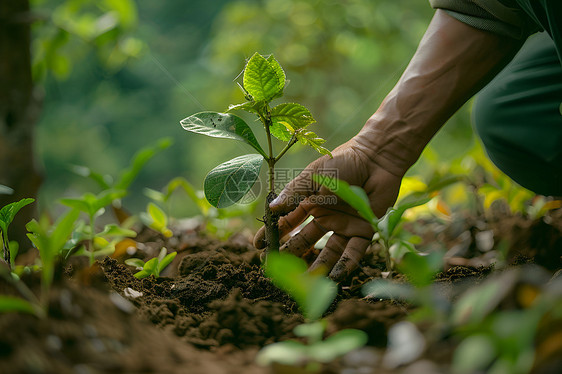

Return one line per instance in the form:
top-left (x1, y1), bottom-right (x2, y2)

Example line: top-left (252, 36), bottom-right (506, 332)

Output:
top-left (356, 10), bottom-right (523, 176)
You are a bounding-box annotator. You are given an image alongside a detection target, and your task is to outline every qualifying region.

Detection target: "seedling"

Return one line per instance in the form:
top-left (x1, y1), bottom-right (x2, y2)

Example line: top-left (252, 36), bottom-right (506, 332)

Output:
top-left (125, 247), bottom-right (177, 279)
top-left (139, 202), bottom-right (173, 238)
top-left (0, 198), bottom-right (35, 268)
top-left (61, 190), bottom-right (136, 265)
top-left (180, 53), bottom-right (331, 254)
top-left (256, 252), bottom-right (367, 370)
top-left (26, 208), bottom-right (80, 313)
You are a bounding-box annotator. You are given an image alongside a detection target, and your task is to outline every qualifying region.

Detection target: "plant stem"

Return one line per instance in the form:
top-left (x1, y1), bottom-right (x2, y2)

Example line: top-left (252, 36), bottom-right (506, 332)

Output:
top-left (1, 231), bottom-right (10, 268)
top-left (261, 112), bottom-right (280, 255)
top-left (274, 134), bottom-right (298, 163)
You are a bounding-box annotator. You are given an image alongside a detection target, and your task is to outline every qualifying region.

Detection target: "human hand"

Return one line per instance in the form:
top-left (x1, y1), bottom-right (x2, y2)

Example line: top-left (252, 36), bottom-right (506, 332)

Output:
top-left (253, 134), bottom-right (403, 281)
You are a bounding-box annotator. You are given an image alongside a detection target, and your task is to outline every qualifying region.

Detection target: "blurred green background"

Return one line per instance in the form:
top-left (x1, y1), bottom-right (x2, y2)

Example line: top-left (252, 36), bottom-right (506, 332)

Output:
top-left (32, 0), bottom-right (474, 227)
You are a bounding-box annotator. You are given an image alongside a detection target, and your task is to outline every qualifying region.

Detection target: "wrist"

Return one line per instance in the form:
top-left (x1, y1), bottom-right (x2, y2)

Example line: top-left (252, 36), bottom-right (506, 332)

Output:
top-left (353, 113), bottom-right (427, 177)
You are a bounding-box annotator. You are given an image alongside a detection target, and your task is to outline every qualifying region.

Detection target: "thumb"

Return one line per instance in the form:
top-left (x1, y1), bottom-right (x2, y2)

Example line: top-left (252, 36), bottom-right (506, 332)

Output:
top-left (269, 168), bottom-right (315, 214)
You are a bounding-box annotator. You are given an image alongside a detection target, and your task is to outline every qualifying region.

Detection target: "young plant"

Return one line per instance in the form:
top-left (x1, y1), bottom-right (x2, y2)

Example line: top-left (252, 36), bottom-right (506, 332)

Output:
top-left (256, 252), bottom-right (368, 371)
top-left (0, 198), bottom-right (35, 268)
top-left (61, 190), bottom-right (136, 265)
top-left (139, 202), bottom-right (173, 238)
top-left (125, 247), bottom-right (177, 279)
top-left (26, 208), bottom-right (81, 314)
top-left (180, 53), bottom-right (331, 254)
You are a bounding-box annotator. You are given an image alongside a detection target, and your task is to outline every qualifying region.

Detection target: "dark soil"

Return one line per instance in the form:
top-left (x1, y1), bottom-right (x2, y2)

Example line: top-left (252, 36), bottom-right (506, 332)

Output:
top-left (1, 207), bottom-right (561, 373)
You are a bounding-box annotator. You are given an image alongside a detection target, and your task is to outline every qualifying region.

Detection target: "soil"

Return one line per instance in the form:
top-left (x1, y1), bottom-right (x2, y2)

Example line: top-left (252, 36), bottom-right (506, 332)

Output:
top-left (1, 207), bottom-right (561, 373)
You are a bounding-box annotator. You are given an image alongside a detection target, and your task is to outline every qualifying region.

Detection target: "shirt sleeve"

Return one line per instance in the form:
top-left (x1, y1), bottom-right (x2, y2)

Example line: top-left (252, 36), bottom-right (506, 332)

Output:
top-left (429, 0), bottom-right (540, 39)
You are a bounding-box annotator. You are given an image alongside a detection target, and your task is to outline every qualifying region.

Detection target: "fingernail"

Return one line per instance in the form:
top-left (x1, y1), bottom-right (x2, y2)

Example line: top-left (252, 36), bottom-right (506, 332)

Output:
top-left (270, 194), bottom-right (282, 207)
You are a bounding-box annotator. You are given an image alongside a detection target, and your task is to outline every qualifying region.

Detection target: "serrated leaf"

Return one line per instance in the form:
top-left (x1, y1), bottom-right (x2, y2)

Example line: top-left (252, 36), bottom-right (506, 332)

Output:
top-left (312, 175), bottom-right (376, 224)
top-left (180, 112), bottom-right (266, 157)
top-left (266, 54), bottom-right (286, 98)
top-left (204, 154), bottom-right (263, 208)
top-left (297, 130), bottom-right (332, 157)
top-left (243, 52), bottom-right (281, 102)
top-left (269, 122), bottom-right (292, 141)
top-left (271, 103), bottom-right (315, 131)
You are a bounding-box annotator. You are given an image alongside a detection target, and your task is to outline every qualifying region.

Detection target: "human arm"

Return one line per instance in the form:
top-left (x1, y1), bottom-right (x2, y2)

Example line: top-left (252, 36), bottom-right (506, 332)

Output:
top-left (254, 10), bottom-right (524, 280)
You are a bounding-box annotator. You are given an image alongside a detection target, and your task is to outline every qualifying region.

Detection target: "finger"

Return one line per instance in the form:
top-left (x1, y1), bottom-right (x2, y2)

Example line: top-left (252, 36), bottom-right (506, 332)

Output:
top-left (329, 237), bottom-right (371, 282)
top-left (270, 168), bottom-right (316, 214)
top-left (280, 220), bottom-right (329, 257)
top-left (253, 205), bottom-right (309, 249)
top-left (309, 234), bottom-right (348, 274)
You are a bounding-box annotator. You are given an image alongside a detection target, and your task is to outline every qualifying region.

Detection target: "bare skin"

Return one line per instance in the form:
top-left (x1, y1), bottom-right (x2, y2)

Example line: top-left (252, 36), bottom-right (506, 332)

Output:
top-left (254, 10), bottom-right (524, 280)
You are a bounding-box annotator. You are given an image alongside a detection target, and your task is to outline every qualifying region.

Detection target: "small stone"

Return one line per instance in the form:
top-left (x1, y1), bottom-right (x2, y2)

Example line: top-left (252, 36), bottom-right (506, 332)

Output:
top-left (109, 292), bottom-right (136, 314)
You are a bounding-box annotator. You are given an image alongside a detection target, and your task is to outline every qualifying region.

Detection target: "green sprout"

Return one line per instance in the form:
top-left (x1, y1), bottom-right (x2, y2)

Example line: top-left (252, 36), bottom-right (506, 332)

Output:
top-left (180, 53), bottom-right (331, 255)
top-left (139, 202), bottom-right (173, 238)
top-left (0, 198), bottom-right (35, 268)
top-left (125, 247), bottom-right (177, 279)
top-left (256, 252), bottom-right (367, 370)
top-left (60, 190), bottom-right (136, 265)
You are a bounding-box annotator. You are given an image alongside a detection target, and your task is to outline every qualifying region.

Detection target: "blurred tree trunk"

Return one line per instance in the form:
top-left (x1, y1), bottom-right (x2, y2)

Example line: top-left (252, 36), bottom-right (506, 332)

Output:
top-left (0, 0), bottom-right (42, 246)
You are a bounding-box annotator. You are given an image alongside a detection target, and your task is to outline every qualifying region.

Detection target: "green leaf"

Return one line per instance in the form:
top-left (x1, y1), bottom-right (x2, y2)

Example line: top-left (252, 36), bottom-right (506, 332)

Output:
top-left (0, 198), bottom-right (35, 233)
top-left (143, 257), bottom-right (158, 274)
top-left (297, 130), bottom-right (332, 157)
top-left (243, 52), bottom-right (282, 102)
top-left (452, 335), bottom-right (496, 373)
top-left (271, 103), bottom-right (315, 131)
top-left (180, 112), bottom-right (266, 157)
top-left (204, 154), bottom-right (263, 208)
top-left (265, 252), bottom-right (337, 321)
top-left (256, 340), bottom-right (308, 366)
top-left (133, 269), bottom-right (151, 279)
top-left (312, 175), bottom-right (376, 224)
top-left (125, 258), bottom-right (145, 268)
top-left (309, 329), bottom-right (368, 363)
top-left (269, 122), bottom-right (292, 141)
top-left (148, 202), bottom-right (167, 228)
top-left (71, 165), bottom-right (112, 190)
top-left (397, 252), bottom-right (442, 287)
top-left (266, 54), bottom-right (286, 97)
top-left (157, 252), bottom-right (176, 275)
top-left (376, 198), bottom-right (430, 242)
top-left (0, 296), bottom-right (37, 315)
top-left (96, 223), bottom-right (136, 238)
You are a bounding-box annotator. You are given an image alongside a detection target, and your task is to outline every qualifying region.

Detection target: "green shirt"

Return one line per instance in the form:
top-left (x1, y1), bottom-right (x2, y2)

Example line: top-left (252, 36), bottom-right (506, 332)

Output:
top-left (429, 0), bottom-right (562, 62)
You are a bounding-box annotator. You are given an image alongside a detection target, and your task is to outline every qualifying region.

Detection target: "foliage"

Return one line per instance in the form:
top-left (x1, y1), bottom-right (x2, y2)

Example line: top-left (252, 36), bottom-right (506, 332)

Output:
top-left (125, 247), bottom-right (177, 279)
top-left (140, 202), bottom-right (173, 238)
top-left (181, 53), bottom-right (330, 208)
top-left (0, 199), bottom-right (35, 268)
top-left (26, 209), bottom-right (80, 313)
top-left (257, 252), bottom-right (367, 369)
top-left (181, 53), bottom-right (331, 253)
top-left (60, 190), bottom-right (136, 265)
